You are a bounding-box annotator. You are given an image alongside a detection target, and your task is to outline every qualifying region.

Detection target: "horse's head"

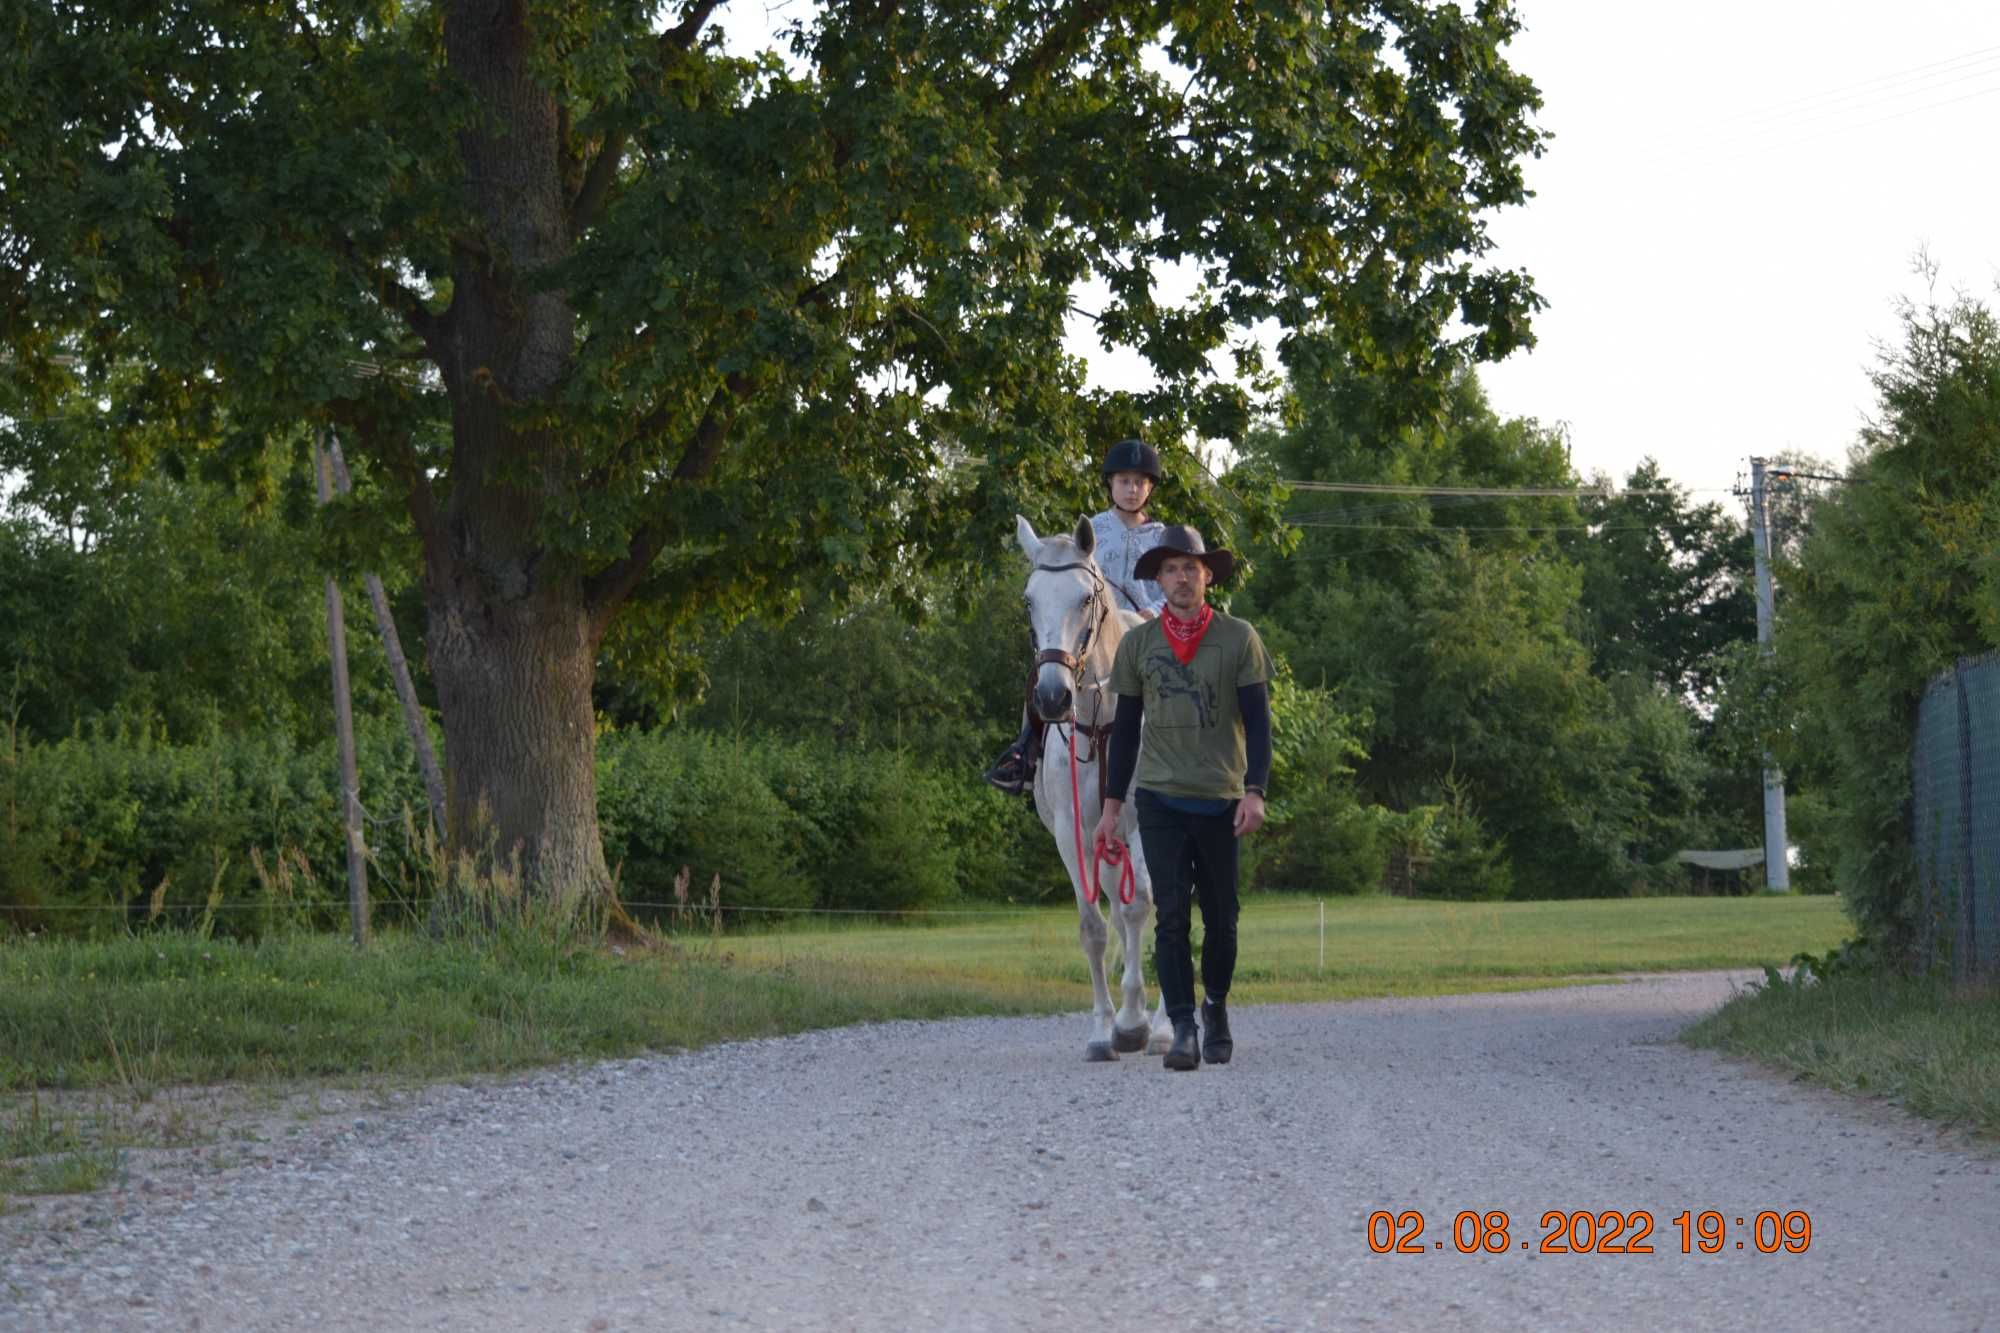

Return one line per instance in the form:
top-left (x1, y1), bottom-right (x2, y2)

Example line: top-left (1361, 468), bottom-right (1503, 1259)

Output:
top-left (1015, 514), bottom-right (1113, 722)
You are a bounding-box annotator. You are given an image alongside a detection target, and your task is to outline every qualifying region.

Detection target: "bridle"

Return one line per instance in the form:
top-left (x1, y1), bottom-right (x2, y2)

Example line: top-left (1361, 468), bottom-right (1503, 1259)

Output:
top-left (1025, 557), bottom-right (1113, 710)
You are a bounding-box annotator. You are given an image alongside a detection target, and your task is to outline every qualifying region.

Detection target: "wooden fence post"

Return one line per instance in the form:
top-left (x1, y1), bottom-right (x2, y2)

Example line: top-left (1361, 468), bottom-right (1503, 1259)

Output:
top-left (324, 433), bottom-right (449, 846)
top-left (315, 431), bottom-right (370, 947)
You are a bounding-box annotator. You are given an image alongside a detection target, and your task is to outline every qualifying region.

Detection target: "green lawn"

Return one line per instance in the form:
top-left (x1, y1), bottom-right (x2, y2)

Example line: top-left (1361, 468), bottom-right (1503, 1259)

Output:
top-left (723, 892), bottom-right (1854, 1004)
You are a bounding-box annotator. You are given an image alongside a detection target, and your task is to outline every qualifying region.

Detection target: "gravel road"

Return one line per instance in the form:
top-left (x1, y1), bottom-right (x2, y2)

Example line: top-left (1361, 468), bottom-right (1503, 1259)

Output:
top-left (4, 971), bottom-right (1995, 1332)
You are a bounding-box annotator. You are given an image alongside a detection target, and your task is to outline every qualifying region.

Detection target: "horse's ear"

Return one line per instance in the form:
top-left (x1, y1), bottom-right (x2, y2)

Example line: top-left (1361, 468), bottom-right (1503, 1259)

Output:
top-left (1014, 514), bottom-right (1043, 562)
top-left (1073, 515), bottom-right (1095, 557)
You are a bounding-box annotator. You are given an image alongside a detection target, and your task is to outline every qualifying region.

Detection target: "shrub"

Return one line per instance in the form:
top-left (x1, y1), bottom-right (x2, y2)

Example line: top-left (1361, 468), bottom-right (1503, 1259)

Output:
top-left (1415, 776), bottom-right (1514, 901)
top-left (1244, 662), bottom-right (1384, 893)
top-left (1, 711), bottom-right (434, 936)
top-left (596, 730), bottom-right (811, 917)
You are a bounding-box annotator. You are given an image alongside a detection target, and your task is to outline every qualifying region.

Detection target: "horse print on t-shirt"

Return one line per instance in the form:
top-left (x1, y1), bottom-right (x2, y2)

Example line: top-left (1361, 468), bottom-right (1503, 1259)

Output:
top-left (1143, 649), bottom-right (1218, 729)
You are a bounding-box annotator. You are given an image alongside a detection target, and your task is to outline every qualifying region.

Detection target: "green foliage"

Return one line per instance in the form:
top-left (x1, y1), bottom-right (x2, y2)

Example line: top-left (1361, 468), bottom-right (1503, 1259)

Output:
top-left (1246, 662), bottom-right (1384, 894)
top-left (1235, 367), bottom-right (1761, 899)
top-left (739, 739), bottom-right (958, 913)
top-left (1562, 459), bottom-right (1755, 703)
top-left (648, 562), bottom-right (1030, 755)
top-left (0, 459), bottom-right (418, 747)
top-left (0, 712), bottom-right (435, 935)
top-left (1775, 291), bottom-right (2000, 962)
top-left (595, 730), bottom-right (813, 916)
top-left (597, 727), bottom-right (1061, 917)
top-left (2, 0), bottom-right (1550, 901)
top-left (1414, 774), bottom-right (1514, 902)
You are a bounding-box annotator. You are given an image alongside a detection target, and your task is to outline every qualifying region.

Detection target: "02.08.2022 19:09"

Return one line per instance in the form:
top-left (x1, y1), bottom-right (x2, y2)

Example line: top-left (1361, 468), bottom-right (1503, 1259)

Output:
top-left (1365, 1208), bottom-right (1813, 1255)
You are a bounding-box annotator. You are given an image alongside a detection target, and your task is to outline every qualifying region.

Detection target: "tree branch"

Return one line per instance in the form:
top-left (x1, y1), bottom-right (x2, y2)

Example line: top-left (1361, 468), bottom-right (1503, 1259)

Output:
top-left (673, 371), bottom-right (752, 481)
top-left (985, 0), bottom-right (1117, 111)
top-left (570, 127), bottom-right (629, 234)
top-left (571, 1), bottom-right (724, 234)
top-left (333, 233), bottom-right (448, 351)
top-left (324, 402), bottom-right (443, 556)
top-left (660, 0), bottom-right (725, 55)
top-left (583, 371), bottom-right (753, 632)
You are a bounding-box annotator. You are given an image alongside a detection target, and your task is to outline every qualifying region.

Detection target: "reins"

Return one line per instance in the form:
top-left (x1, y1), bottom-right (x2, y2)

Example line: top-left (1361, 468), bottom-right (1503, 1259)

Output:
top-left (1071, 724), bottom-right (1137, 906)
top-left (1029, 554), bottom-right (1136, 907)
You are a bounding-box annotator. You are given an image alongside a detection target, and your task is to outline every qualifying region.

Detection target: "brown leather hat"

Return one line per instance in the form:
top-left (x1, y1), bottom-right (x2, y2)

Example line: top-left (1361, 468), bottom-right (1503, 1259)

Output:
top-left (1133, 525), bottom-right (1235, 586)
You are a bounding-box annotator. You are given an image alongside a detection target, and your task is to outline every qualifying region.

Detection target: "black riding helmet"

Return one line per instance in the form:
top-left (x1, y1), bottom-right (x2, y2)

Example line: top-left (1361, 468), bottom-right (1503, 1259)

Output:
top-left (1100, 438), bottom-right (1164, 487)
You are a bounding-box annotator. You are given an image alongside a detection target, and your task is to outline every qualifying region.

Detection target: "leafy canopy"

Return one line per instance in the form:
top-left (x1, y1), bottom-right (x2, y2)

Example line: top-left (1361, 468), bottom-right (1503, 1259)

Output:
top-left (2, 0), bottom-right (1547, 654)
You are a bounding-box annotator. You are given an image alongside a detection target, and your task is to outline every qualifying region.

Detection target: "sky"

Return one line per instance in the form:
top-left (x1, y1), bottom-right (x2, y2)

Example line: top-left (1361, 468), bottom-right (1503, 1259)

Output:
top-left (723, 3), bottom-right (2000, 502)
top-left (1475, 0), bottom-right (2000, 496)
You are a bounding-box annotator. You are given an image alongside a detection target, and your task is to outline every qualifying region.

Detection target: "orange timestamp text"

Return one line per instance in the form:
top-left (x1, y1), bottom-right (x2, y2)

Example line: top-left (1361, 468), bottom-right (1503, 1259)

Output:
top-left (1366, 1209), bottom-right (1813, 1256)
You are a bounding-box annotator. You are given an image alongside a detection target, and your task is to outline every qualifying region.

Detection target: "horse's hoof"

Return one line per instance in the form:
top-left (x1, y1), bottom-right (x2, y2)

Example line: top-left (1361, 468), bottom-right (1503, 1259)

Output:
top-left (1111, 1026), bottom-right (1148, 1054)
top-left (1084, 1042), bottom-right (1119, 1063)
top-left (1146, 1033), bottom-right (1173, 1056)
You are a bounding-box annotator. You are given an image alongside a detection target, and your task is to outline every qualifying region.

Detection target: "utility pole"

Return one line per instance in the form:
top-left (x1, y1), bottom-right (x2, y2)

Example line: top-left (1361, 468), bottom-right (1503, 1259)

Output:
top-left (1746, 457), bottom-right (1790, 892)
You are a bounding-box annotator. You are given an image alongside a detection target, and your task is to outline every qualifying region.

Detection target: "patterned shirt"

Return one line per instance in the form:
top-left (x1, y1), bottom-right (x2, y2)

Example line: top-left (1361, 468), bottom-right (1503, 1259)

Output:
top-left (1109, 611), bottom-right (1273, 801)
top-left (1090, 510), bottom-right (1168, 615)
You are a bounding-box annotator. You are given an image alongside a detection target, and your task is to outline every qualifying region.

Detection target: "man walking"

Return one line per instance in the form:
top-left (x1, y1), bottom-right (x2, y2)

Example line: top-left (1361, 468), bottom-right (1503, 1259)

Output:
top-left (1093, 526), bottom-right (1273, 1071)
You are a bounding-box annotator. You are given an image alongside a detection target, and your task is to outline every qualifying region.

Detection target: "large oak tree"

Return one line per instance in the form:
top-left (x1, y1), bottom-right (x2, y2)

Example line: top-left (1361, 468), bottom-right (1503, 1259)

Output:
top-left (3, 0), bottom-right (1545, 911)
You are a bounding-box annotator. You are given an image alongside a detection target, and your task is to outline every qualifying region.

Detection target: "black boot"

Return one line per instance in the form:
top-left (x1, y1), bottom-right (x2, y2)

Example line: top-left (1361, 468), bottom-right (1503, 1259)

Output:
top-left (1164, 1016), bottom-right (1201, 1072)
top-left (1201, 998), bottom-right (1232, 1065)
top-left (983, 718), bottom-right (1041, 797)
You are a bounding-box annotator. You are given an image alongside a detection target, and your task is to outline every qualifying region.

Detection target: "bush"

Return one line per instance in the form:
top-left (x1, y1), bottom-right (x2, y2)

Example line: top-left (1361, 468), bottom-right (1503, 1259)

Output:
top-left (1415, 777), bottom-right (1514, 901)
top-left (7, 716), bottom-right (1073, 936)
top-left (749, 740), bottom-right (960, 912)
top-left (1244, 662), bottom-right (1384, 893)
top-left (596, 730), bottom-right (811, 917)
top-left (1, 711), bottom-right (435, 936)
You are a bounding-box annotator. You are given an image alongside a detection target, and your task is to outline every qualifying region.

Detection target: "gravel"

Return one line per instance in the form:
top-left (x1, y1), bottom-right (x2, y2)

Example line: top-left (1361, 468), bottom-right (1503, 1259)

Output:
top-left (4, 971), bottom-right (1995, 1331)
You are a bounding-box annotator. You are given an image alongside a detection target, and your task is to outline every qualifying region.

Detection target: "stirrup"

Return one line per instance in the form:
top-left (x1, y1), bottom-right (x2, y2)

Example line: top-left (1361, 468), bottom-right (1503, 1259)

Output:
top-left (984, 748), bottom-right (1031, 795)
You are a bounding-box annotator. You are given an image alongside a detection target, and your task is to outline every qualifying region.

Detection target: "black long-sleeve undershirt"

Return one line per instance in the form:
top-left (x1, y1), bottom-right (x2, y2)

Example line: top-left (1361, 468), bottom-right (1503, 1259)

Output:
top-left (1105, 680), bottom-right (1273, 801)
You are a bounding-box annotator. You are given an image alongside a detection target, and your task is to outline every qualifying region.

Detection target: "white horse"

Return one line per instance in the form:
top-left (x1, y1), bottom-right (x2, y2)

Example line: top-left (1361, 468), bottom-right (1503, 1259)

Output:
top-left (1015, 514), bottom-right (1173, 1061)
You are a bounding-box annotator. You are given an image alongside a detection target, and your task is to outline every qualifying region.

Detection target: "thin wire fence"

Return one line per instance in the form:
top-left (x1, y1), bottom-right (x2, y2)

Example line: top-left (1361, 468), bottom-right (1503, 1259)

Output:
top-left (1911, 651), bottom-right (2000, 979)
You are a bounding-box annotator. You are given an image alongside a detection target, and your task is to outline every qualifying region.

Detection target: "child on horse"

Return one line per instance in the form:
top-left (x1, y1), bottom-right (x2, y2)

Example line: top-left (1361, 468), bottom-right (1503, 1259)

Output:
top-left (984, 439), bottom-right (1168, 795)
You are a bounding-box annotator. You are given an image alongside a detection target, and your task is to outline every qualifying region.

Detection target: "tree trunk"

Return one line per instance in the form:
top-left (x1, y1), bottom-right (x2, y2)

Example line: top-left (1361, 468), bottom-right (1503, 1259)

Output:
top-left (426, 578), bottom-right (610, 914)
top-left (424, 1), bottom-right (611, 916)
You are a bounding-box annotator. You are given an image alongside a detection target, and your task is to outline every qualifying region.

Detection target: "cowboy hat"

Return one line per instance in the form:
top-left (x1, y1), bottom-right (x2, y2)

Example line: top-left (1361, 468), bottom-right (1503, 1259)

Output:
top-left (1134, 524), bottom-right (1235, 585)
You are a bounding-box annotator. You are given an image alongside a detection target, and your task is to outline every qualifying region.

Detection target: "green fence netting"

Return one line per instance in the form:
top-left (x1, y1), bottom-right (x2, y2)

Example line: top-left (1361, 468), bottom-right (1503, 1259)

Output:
top-left (1912, 652), bottom-right (2000, 978)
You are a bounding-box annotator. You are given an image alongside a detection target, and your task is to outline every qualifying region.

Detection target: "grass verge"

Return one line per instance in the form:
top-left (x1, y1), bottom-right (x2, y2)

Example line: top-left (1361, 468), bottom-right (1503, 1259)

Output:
top-left (2, 892), bottom-right (1852, 1202)
top-left (1684, 969), bottom-right (2000, 1140)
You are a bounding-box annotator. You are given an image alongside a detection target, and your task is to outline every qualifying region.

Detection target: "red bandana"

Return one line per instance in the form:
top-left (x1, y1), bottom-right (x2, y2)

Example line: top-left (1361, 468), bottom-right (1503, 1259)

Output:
top-left (1160, 603), bottom-right (1214, 665)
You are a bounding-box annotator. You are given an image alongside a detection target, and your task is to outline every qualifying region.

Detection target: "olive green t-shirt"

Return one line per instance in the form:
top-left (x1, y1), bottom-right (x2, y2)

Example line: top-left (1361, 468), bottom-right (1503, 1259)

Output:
top-left (1109, 610), bottom-right (1273, 801)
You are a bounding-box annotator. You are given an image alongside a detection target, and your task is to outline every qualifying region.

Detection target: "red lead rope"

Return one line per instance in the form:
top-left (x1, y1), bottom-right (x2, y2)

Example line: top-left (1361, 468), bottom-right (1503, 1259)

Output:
top-left (1069, 724), bottom-right (1136, 906)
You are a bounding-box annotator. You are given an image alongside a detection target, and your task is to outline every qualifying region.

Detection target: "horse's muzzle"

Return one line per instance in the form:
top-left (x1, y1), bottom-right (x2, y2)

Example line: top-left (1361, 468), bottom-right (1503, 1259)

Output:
top-left (1031, 676), bottom-right (1073, 722)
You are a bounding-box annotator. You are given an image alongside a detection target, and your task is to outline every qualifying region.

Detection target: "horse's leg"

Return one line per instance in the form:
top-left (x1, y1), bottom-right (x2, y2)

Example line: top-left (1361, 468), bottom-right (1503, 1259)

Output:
top-left (1046, 767), bottom-right (1120, 1062)
top-left (1119, 806), bottom-right (1175, 1054)
top-left (1106, 799), bottom-right (1153, 1052)
top-left (1108, 878), bottom-right (1152, 1053)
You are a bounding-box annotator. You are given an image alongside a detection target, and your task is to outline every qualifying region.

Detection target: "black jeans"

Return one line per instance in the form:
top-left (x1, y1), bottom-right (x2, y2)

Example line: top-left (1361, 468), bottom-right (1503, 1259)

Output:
top-left (1134, 787), bottom-right (1240, 1024)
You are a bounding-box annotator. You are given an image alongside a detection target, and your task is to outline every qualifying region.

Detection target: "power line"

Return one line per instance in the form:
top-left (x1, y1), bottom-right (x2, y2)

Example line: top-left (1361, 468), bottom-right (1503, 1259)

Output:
top-left (1281, 479), bottom-right (1735, 498)
top-left (1738, 81), bottom-right (2000, 155)
top-left (1286, 519), bottom-right (1666, 533)
top-left (1729, 43), bottom-right (2000, 131)
top-left (1287, 480), bottom-right (1618, 498)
